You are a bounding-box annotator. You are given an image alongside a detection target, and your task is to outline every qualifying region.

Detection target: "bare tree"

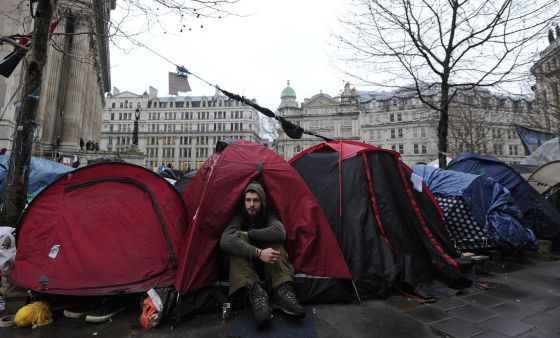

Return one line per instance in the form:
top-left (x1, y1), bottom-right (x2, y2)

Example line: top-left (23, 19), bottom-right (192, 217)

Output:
top-left (449, 103), bottom-right (491, 156)
top-left (336, 0), bottom-right (559, 168)
top-left (260, 116), bottom-right (280, 148)
top-left (0, 0), bottom-right (240, 227)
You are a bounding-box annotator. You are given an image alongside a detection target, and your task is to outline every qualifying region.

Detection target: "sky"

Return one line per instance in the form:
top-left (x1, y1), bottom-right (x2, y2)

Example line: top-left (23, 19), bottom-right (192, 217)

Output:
top-left (109, 0), bottom-right (351, 111)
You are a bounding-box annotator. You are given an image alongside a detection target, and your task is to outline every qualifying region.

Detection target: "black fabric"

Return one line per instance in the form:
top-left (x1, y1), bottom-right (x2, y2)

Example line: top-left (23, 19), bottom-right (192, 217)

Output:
top-left (292, 149), bottom-right (471, 300)
top-left (173, 170), bottom-right (197, 195)
top-left (0, 48), bottom-right (27, 78)
top-left (366, 155), bottom-right (469, 295)
top-left (171, 285), bottom-right (228, 325)
top-left (293, 276), bottom-right (354, 304)
top-left (292, 152), bottom-right (395, 298)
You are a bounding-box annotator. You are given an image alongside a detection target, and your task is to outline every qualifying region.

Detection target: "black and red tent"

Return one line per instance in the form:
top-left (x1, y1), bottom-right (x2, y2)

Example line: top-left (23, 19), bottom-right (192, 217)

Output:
top-left (174, 140), bottom-right (352, 304)
top-left (11, 162), bottom-right (186, 295)
top-left (290, 141), bottom-right (471, 299)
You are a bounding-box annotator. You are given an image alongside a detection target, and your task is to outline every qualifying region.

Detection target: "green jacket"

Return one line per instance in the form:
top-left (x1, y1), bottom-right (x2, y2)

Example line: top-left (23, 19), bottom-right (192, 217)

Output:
top-left (220, 181), bottom-right (286, 258)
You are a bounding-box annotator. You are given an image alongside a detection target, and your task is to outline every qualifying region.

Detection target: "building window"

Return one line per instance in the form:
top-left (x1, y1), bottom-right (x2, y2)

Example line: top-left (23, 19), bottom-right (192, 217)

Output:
top-left (509, 145), bottom-right (519, 156)
top-left (391, 144), bottom-right (404, 154)
top-left (413, 144), bottom-right (428, 154)
top-left (413, 126), bottom-right (426, 138)
top-left (493, 144), bottom-right (503, 155)
top-left (369, 130), bottom-right (384, 140)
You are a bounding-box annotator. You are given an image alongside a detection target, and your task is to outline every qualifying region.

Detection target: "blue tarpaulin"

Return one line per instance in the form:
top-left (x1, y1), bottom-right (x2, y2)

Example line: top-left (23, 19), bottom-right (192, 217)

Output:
top-left (448, 153), bottom-right (560, 245)
top-left (0, 155), bottom-right (74, 202)
top-left (413, 164), bottom-right (536, 251)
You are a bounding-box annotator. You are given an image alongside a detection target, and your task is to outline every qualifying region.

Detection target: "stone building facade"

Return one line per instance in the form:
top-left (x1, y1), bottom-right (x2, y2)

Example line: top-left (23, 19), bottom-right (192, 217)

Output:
top-left (277, 82), bottom-right (361, 160)
top-left (100, 87), bottom-right (261, 170)
top-left (0, 0), bottom-right (112, 157)
top-left (529, 26), bottom-right (560, 134)
top-left (277, 83), bottom-right (528, 165)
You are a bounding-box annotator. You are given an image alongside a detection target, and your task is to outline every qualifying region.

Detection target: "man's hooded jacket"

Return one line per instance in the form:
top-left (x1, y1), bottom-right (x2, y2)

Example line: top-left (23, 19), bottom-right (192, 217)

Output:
top-left (220, 181), bottom-right (286, 258)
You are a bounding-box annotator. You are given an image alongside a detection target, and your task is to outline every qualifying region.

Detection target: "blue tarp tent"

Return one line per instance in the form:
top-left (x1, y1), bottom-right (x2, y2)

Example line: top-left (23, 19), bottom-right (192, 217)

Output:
top-left (413, 164), bottom-right (536, 251)
top-left (0, 155), bottom-right (74, 202)
top-left (448, 153), bottom-right (560, 246)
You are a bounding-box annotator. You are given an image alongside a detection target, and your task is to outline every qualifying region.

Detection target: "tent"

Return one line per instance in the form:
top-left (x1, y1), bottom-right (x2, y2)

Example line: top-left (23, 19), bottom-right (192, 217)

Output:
top-left (413, 164), bottom-right (536, 252)
top-left (0, 154), bottom-right (74, 202)
top-left (521, 137), bottom-right (560, 166)
top-left (290, 141), bottom-right (470, 299)
top-left (175, 140), bottom-right (352, 306)
top-left (448, 153), bottom-right (560, 245)
top-left (527, 160), bottom-right (560, 212)
top-left (11, 162), bottom-right (187, 295)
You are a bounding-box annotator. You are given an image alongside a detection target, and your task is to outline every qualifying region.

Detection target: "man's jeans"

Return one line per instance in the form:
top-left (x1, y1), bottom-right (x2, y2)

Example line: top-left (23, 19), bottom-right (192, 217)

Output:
top-left (228, 233), bottom-right (294, 295)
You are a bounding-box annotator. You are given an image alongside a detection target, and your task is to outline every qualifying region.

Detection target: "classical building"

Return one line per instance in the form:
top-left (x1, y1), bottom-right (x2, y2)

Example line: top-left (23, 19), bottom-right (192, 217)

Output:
top-left (100, 87), bottom-right (261, 170)
top-left (0, 0), bottom-right (112, 157)
top-left (277, 82), bottom-right (361, 159)
top-left (277, 83), bottom-right (528, 165)
top-left (529, 25), bottom-right (560, 134)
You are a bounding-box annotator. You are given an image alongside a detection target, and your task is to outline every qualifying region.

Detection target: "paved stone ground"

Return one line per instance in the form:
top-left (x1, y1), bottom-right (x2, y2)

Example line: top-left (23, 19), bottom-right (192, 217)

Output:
top-left (2, 251), bottom-right (559, 338)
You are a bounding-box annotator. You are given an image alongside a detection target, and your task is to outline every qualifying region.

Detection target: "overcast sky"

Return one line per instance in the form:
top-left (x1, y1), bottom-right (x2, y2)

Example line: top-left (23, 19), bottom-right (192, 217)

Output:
top-left (110, 0), bottom-right (350, 110)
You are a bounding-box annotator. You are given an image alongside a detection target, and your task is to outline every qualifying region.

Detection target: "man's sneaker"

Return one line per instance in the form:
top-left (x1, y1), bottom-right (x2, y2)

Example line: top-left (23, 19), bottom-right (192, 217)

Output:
top-left (272, 282), bottom-right (305, 318)
top-left (85, 298), bottom-right (125, 323)
top-left (63, 303), bottom-right (97, 319)
top-left (246, 282), bottom-right (273, 325)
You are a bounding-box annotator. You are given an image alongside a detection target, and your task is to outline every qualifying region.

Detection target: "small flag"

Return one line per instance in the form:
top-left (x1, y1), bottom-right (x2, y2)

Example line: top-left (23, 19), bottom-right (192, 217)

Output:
top-left (168, 67), bottom-right (191, 95)
top-left (513, 124), bottom-right (555, 155)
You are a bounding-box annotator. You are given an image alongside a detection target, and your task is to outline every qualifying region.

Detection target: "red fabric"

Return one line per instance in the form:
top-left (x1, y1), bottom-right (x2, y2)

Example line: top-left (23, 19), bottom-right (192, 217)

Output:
top-left (11, 163), bottom-right (186, 295)
top-left (289, 140), bottom-right (399, 164)
top-left (175, 141), bottom-right (351, 295)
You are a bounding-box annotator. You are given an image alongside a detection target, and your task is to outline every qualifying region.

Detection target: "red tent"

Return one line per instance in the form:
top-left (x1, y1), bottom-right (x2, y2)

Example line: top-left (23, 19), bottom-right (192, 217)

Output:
top-left (175, 141), bottom-right (351, 297)
top-left (11, 163), bottom-right (186, 295)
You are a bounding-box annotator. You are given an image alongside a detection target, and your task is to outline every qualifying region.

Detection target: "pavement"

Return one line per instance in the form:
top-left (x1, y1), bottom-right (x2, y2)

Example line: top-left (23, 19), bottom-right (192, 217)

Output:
top-left (1, 250), bottom-right (560, 338)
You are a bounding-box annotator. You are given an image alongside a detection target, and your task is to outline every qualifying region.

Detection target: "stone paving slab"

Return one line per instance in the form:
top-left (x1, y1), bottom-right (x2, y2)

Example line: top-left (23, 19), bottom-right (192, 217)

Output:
top-left (470, 330), bottom-right (509, 338)
top-left (404, 305), bottom-right (455, 324)
top-left (430, 296), bottom-right (468, 311)
top-left (448, 304), bottom-right (500, 323)
top-left (429, 317), bottom-right (488, 338)
top-left (459, 293), bottom-right (503, 307)
top-left (479, 315), bottom-right (534, 337)
top-left (489, 302), bottom-right (541, 321)
top-left (523, 313), bottom-right (560, 337)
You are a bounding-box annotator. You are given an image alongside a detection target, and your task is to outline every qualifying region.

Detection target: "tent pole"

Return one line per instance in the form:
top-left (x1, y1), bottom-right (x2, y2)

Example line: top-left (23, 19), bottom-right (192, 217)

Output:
top-left (170, 294), bottom-right (182, 330)
top-left (351, 280), bottom-right (362, 304)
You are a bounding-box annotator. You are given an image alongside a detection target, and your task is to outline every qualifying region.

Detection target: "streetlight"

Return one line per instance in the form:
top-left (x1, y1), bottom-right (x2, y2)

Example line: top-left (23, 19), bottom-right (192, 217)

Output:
top-left (133, 107), bottom-right (140, 148)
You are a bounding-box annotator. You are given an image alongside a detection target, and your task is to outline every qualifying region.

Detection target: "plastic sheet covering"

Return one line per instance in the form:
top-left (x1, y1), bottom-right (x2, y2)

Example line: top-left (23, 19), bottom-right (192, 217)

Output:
top-left (0, 155), bottom-right (73, 202)
top-left (521, 137), bottom-right (560, 166)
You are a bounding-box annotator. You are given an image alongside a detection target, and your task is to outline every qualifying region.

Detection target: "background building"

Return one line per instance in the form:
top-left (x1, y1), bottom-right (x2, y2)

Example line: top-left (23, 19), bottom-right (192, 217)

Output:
top-left (529, 25), bottom-right (560, 135)
top-left (277, 83), bottom-right (528, 165)
top-left (277, 82), bottom-right (361, 159)
top-left (100, 87), bottom-right (261, 170)
top-left (0, 0), bottom-right (112, 158)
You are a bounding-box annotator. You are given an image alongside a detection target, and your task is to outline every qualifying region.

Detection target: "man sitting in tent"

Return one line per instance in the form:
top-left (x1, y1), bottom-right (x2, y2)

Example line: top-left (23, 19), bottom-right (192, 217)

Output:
top-left (220, 181), bottom-right (305, 325)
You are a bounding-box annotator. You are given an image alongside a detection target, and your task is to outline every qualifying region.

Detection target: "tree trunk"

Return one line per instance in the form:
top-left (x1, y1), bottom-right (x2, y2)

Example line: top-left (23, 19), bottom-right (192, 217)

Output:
top-left (0, 0), bottom-right (58, 228)
top-left (437, 81), bottom-right (450, 169)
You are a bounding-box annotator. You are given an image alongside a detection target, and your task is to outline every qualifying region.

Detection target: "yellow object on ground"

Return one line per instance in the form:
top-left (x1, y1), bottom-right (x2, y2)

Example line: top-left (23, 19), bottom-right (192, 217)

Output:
top-left (14, 301), bottom-right (53, 328)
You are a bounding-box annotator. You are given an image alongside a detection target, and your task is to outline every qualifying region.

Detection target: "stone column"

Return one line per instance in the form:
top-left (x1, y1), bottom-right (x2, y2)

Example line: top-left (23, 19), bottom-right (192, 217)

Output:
top-left (58, 16), bottom-right (90, 153)
top-left (36, 22), bottom-right (66, 156)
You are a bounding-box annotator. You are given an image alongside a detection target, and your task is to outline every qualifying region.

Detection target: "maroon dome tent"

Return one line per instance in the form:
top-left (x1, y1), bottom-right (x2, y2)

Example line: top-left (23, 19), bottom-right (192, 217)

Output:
top-left (11, 162), bottom-right (186, 295)
top-left (175, 140), bottom-right (352, 307)
top-left (290, 141), bottom-right (471, 299)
